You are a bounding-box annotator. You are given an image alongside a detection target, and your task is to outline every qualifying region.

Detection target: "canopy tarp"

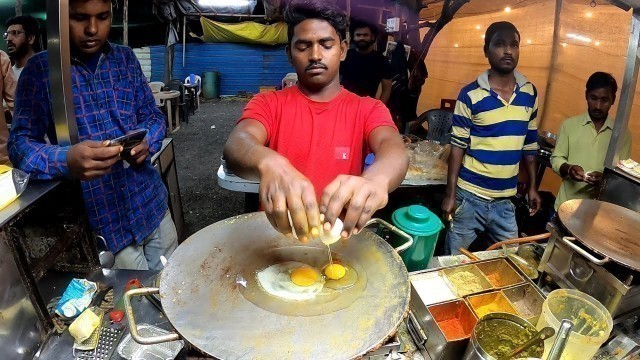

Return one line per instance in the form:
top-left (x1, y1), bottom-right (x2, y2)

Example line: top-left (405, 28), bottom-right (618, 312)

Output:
top-left (200, 17), bottom-right (287, 45)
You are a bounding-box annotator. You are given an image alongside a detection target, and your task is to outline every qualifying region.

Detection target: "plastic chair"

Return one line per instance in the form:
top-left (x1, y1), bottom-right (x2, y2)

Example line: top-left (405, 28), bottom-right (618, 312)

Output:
top-left (165, 80), bottom-right (190, 124)
top-left (418, 109), bottom-right (453, 145)
top-left (281, 73), bottom-right (298, 89)
top-left (149, 81), bottom-right (164, 92)
top-left (148, 81), bottom-right (165, 106)
top-left (440, 98), bottom-right (456, 112)
top-left (184, 75), bottom-right (201, 111)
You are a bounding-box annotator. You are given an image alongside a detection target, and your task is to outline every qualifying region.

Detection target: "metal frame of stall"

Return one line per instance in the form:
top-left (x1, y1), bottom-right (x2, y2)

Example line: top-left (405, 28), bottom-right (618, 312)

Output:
top-left (600, 1), bottom-right (640, 211)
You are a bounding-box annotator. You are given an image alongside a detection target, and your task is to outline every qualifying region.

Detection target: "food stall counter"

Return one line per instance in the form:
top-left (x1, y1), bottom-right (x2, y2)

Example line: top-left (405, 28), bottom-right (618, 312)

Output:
top-left (0, 180), bottom-right (61, 228)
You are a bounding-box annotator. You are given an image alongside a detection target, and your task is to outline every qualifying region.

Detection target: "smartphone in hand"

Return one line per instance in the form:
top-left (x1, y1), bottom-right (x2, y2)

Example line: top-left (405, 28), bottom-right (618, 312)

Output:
top-left (109, 129), bottom-right (148, 156)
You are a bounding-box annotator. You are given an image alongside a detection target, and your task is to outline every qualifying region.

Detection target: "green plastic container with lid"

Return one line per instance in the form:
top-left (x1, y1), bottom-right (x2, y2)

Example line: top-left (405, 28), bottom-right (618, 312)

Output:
top-left (390, 205), bottom-right (444, 272)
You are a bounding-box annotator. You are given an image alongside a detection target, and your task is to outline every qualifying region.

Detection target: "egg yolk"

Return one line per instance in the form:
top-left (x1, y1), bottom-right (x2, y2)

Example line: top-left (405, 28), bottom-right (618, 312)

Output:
top-left (290, 267), bottom-right (319, 286)
top-left (324, 264), bottom-right (346, 280)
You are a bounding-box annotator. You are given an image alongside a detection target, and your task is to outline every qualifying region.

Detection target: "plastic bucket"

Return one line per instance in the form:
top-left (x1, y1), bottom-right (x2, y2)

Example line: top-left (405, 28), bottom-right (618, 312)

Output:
top-left (202, 71), bottom-right (220, 99)
top-left (389, 205), bottom-right (444, 272)
top-left (536, 289), bottom-right (613, 360)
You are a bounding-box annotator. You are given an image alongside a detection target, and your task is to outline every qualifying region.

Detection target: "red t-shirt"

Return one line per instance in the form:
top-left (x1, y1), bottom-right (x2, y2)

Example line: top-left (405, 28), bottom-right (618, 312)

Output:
top-left (239, 86), bottom-right (397, 198)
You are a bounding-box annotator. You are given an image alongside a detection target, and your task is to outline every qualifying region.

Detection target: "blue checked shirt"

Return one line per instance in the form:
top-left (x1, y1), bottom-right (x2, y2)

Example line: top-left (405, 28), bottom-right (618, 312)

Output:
top-left (9, 43), bottom-right (168, 254)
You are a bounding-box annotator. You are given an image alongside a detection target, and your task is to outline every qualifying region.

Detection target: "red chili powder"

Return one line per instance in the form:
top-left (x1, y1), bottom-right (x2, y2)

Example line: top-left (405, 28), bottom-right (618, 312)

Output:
top-left (437, 318), bottom-right (468, 340)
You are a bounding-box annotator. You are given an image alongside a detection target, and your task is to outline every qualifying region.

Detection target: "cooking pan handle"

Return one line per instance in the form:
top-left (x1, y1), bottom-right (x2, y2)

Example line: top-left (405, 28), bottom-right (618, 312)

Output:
top-left (365, 218), bottom-right (413, 253)
top-left (123, 287), bottom-right (181, 345)
top-left (406, 311), bottom-right (428, 346)
top-left (560, 237), bottom-right (609, 266)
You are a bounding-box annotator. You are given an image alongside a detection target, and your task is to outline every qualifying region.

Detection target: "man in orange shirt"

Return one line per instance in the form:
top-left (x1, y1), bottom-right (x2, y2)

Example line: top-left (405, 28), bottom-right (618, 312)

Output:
top-left (224, 0), bottom-right (408, 242)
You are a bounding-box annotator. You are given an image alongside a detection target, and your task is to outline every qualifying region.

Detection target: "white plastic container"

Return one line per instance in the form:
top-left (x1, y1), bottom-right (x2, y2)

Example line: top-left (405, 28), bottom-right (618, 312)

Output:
top-left (536, 289), bottom-right (612, 360)
top-left (117, 324), bottom-right (184, 360)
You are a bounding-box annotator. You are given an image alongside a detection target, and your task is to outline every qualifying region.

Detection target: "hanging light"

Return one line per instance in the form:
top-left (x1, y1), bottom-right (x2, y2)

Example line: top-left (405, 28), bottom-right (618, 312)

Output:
top-left (454, 43), bottom-right (459, 48)
top-left (586, 12), bottom-right (593, 18)
top-left (595, 41), bottom-right (601, 46)
top-left (526, 39), bottom-right (532, 44)
top-left (475, 25), bottom-right (481, 30)
top-left (567, 33), bottom-right (592, 43)
top-left (561, 42), bottom-right (567, 47)
top-left (504, 6), bottom-right (512, 13)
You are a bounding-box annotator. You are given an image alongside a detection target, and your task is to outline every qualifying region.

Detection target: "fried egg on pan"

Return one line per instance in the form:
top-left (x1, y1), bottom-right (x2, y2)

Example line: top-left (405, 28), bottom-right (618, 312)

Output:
top-left (256, 261), bottom-right (324, 301)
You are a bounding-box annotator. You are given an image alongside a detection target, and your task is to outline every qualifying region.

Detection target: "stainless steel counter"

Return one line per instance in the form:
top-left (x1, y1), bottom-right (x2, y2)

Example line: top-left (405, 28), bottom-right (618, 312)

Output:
top-left (0, 180), bottom-right (60, 228)
top-left (600, 166), bottom-right (640, 212)
top-left (0, 180), bottom-right (62, 360)
top-left (0, 230), bottom-right (43, 360)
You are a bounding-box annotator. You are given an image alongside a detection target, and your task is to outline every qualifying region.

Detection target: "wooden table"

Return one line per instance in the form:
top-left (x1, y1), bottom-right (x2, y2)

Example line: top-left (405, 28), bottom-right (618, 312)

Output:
top-left (153, 90), bottom-right (180, 133)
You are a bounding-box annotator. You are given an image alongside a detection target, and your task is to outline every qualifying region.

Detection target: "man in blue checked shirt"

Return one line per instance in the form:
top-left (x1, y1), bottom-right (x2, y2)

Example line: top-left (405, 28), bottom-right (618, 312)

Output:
top-left (8, 0), bottom-right (177, 270)
top-left (441, 22), bottom-right (542, 255)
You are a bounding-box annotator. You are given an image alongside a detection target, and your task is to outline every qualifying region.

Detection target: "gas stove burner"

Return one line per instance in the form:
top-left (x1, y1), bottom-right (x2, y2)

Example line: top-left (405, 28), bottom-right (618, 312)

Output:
top-left (549, 217), bottom-right (638, 285)
top-left (541, 218), bottom-right (640, 321)
top-left (143, 271), bottom-right (163, 309)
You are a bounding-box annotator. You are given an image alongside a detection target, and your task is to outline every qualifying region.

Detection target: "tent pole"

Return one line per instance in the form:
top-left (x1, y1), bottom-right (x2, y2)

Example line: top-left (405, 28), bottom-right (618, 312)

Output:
top-left (606, 9), bottom-right (640, 167)
top-left (540, 0), bottom-right (562, 128)
top-left (46, 0), bottom-right (78, 145)
top-left (123, 0), bottom-right (129, 45)
top-left (183, 15), bottom-right (186, 67)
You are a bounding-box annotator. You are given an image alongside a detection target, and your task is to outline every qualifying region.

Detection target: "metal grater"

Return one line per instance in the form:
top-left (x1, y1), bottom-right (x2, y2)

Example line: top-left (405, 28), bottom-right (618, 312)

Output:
top-left (76, 327), bottom-right (124, 360)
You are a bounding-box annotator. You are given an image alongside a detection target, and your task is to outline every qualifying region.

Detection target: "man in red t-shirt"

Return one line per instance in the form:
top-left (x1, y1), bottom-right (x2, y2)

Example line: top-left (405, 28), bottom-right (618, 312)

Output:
top-left (223, 0), bottom-right (408, 242)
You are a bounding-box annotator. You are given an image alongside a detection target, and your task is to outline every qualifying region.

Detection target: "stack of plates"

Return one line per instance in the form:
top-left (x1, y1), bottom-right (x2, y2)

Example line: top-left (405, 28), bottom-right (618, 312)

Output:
top-left (618, 159), bottom-right (640, 178)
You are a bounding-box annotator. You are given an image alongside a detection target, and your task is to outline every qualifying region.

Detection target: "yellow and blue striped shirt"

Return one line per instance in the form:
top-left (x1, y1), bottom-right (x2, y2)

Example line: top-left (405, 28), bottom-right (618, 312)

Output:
top-left (451, 70), bottom-right (539, 198)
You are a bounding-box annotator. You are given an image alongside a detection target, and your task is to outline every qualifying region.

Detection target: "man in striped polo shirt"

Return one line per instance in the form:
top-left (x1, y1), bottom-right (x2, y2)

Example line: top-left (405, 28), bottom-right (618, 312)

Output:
top-left (442, 21), bottom-right (541, 255)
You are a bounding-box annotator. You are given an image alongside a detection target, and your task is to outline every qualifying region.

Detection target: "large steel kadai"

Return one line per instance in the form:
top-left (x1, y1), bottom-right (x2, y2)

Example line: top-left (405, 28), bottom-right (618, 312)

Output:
top-left (124, 212), bottom-right (412, 359)
top-left (557, 199), bottom-right (640, 271)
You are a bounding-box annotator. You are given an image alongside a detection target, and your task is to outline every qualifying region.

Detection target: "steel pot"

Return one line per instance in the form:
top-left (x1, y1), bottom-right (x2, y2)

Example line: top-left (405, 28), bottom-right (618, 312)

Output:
top-left (463, 312), bottom-right (543, 360)
top-left (124, 213), bottom-right (413, 360)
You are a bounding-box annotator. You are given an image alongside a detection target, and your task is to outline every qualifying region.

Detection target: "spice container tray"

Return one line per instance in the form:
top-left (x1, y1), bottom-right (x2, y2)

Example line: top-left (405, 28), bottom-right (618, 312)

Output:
top-left (410, 270), bottom-right (458, 306)
top-left (408, 257), bottom-right (545, 360)
top-left (501, 283), bottom-right (545, 325)
top-left (408, 299), bottom-right (478, 360)
top-left (440, 265), bottom-right (494, 297)
top-left (474, 258), bottom-right (525, 289)
top-left (466, 291), bottom-right (518, 319)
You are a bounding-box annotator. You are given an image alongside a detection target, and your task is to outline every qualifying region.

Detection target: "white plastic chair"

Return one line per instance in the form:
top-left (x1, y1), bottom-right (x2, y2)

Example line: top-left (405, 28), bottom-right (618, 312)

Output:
top-left (149, 81), bottom-right (165, 107)
top-left (184, 75), bottom-right (202, 110)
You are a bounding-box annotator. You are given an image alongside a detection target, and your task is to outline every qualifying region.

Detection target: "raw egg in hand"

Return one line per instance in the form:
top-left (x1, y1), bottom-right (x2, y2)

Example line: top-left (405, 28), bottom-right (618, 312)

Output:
top-left (318, 216), bottom-right (343, 245)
